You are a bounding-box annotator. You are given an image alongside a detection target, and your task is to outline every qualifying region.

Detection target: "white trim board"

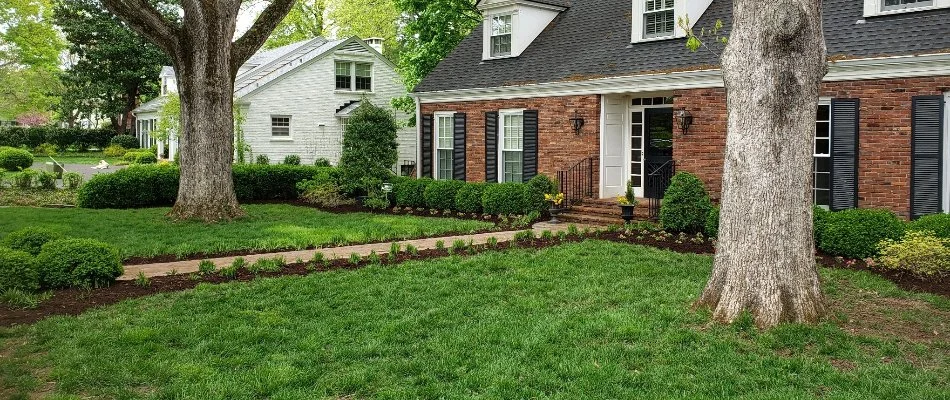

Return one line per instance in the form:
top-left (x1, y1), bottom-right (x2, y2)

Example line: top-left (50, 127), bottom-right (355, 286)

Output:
top-left (415, 52), bottom-right (950, 104)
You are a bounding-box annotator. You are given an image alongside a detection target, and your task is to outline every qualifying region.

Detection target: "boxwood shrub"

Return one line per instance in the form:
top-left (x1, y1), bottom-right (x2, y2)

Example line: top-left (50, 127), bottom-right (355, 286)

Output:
top-left (455, 182), bottom-right (486, 213)
top-left (233, 164), bottom-right (328, 201)
top-left (705, 206), bottom-right (720, 238)
top-left (110, 134), bottom-right (139, 149)
top-left (77, 164), bottom-right (180, 209)
top-left (394, 178), bottom-right (431, 208)
top-left (123, 151), bottom-right (157, 164)
top-left (0, 147), bottom-right (34, 171)
top-left (907, 213), bottom-right (950, 239)
top-left (817, 208), bottom-right (905, 259)
top-left (659, 172), bottom-right (713, 233)
top-left (36, 238), bottom-right (122, 289)
top-left (482, 183), bottom-right (530, 215)
top-left (424, 180), bottom-right (465, 210)
top-left (2, 227), bottom-right (63, 255)
top-left (0, 247), bottom-right (39, 292)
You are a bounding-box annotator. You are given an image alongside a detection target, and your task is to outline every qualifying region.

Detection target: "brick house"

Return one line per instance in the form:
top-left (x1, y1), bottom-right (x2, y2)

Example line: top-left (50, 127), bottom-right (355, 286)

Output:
top-left (411, 0), bottom-right (950, 220)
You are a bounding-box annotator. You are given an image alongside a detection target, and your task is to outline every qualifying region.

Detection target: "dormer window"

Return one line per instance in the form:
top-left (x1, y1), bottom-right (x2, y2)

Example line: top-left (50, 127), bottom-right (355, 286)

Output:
top-left (644, 0), bottom-right (675, 38)
top-left (882, 0), bottom-right (933, 10)
top-left (864, 0), bottom-right (948, 16)
top-left (490, 14), bottom-right (513, 58)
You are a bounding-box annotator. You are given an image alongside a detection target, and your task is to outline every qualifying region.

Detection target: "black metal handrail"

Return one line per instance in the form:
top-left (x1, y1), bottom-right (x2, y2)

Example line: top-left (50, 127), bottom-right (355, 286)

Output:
top-left (557, 157), bottom-right (595, 207)
top-left (646, 160), bottom-right (675, 220)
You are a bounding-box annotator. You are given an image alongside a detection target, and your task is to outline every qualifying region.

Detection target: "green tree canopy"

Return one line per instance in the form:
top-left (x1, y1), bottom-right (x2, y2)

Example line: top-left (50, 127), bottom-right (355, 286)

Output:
top-left (0, 0), bottom-right (65, 120)
top-left (392, 0), bottom-right (480, 90)
top-left (264, 0), bottom-right (326, 49)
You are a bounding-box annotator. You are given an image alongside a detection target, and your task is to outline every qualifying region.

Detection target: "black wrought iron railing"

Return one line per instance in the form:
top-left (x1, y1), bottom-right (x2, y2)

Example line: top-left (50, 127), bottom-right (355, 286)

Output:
top-left (557, 157), bottom-right (595, 207)
top-left (646, 160), bottom-right (675, 219)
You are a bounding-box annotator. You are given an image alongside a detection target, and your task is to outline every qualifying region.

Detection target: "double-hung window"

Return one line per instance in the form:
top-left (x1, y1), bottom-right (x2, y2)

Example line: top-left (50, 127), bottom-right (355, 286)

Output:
top-left (644, 0), bottom-right (675, 39)
top-left (813, 103), bottom-right (832, 208)
top-left (435, 114), bottom-right (454, 180)
top-left (272, 116), bottom-right (291, 137)
top-left (500, 111), bottom-right (524, 183)
top-left (490, 14), bottom-right (512, 57)
top-left (335, 61), bottom-right (372, 91)
top-left (882, 0), bottom-right (933, 11)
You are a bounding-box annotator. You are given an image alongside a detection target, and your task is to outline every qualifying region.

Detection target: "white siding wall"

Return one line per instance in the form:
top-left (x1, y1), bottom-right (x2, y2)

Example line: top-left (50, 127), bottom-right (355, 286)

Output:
top-left (241, 46), bottom-right (417, 171)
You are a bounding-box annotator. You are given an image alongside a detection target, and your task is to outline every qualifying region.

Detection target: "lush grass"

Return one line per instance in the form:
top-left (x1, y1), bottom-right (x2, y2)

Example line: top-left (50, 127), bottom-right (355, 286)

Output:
top-left (1, 241), bottom-right (947, 399)
top-left (43, 151), bottom-right (122, 165)
top-left (0, 204), bottom-right (494, 260)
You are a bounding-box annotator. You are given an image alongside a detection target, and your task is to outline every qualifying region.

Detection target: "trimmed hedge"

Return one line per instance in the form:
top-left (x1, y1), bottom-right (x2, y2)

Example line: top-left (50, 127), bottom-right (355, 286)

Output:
top-left (123, 151), bottom-right (158, 164)
top-left (705, 206), bottom-right (719, 238)
top-left (907, 213), bottom-right (950, 239)
top-left (659, 172), bottom-right (713, 233)
top-left (0, 127), bottom-right (115, 150)
top-left (36, 238), bottom-right (122, 289)
top-left (110, 135), bottom-right (139, 149)
top-left (424, 180), bottom-right (465, 210)
top-left (2, 227), bottom-right (63, 255)
top-left (817, 208), bottom-right (905, 259)
top-left (0, 147), bottom-right (34, 171)
top-left (77, 164), bottom-right (333, 209)
top-left (0, 247), bottom-right (38, 292)
top-left (394, 178), bottom-right (431, 208)
top-left (455, 182), bottom-right (486, 213)
top-left (482, 183), bottom-right (531, 215)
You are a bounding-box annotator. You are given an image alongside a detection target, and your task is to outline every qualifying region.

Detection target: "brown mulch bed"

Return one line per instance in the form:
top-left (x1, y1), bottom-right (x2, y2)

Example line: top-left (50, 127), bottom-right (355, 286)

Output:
top-left (816, 254), bottom-right (949, 298)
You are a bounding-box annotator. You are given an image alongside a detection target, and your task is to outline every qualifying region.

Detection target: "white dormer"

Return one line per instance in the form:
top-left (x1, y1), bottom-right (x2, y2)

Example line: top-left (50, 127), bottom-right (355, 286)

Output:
top-left (159, 66), bottom-right (177, 96)
top-left (862, 0), bottom-right (950, 17)
top-left (630, 0), bottom-right (713, 43)
top-left (478, 0), bottom-right (567, 60)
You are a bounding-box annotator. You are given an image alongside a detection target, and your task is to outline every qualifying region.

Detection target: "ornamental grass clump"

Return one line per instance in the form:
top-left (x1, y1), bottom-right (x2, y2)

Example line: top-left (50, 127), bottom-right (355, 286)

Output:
top-left (877, 230), bottom-right (950, 279)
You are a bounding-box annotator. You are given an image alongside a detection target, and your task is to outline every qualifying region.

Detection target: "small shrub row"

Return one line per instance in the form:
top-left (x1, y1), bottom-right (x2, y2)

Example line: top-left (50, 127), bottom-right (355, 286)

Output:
top-left (122, 150), bottom-right (158, 164)
top-left (0, 228), bottom-right (122, 292)
top-left (391, 175), bottom-right (555, 216)
top-left (0, 127), bottom-right (116, 151)
top-left (77, 164), bottom-right (334, 209)
top-left (0, 146), bottom-right (33, 171)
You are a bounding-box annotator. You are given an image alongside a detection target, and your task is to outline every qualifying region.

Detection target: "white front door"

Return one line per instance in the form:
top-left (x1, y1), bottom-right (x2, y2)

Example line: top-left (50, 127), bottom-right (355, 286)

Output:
top-left (601, 95), bottom-right (627, 198)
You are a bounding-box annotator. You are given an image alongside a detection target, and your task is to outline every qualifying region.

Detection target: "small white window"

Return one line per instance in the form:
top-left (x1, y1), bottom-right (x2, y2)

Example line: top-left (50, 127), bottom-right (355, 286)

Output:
top-left (882, 0), bottom-right (933, 11)
top-left (644, 0), bottom-right (675, 39)
top-left (335, 61), bottom-right (373, 91)
top-left (490, 14), bottom-right (512, 57)
top-left (335, 62), bottom-right (351, 90)
top-left (272, 116), bottom-right (291, 137)
top-left (813, 103), bottom-right (831, 209)
top-left (436, 114), bottom-right (455, 180)
top-left (500, 112), bottom-right (524, 183)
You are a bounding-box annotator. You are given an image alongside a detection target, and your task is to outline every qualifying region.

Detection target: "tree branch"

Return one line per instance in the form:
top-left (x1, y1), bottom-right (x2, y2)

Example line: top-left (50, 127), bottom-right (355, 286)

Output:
top-left (100, 0), bottom-right (180, 56)
top-left (230, 0), bottom-right (296, 76)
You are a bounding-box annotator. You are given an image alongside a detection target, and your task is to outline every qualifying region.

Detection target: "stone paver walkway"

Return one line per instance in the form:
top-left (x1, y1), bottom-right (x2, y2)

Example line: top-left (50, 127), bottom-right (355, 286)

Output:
top-left (119, 221), bottom-right (590, 280)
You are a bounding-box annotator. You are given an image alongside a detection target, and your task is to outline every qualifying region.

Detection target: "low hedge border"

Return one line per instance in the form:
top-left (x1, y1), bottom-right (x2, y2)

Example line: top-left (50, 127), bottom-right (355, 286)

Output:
top-left (0, 127), bottom-right (116, 151)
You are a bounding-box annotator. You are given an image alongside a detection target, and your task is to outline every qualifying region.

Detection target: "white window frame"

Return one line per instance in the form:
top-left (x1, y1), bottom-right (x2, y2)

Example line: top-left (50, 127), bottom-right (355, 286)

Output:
top-left (334, 61), bottom-right (373, 92)
top-left (271, 115), bottom-right (292, 138)
top-left (498, 109), bottom-right (525, 183)
top-left (434, 112), bottom-right (455, 181)
top-left (489, 14), bottom-right (513, 58)
top-left (643, 0), bottom-right (676, 39)
top-left (814, 101), bottom-right (832, 209)
top-left (863, 0), bottom-right (950, 16)
top-left (882, 0), bottom-right (934, 11)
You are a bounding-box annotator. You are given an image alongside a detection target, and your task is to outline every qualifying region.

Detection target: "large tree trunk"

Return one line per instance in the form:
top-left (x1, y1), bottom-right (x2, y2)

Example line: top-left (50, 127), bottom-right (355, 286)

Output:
top-left (696, 1), bottom-right (828, 328)
top-left (166, 7), bottom-right (244, 221)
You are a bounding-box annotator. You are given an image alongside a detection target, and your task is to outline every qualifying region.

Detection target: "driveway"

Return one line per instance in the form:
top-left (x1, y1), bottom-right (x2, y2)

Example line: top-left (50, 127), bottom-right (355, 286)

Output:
top-left (32, 161), bottom-right (128, 182)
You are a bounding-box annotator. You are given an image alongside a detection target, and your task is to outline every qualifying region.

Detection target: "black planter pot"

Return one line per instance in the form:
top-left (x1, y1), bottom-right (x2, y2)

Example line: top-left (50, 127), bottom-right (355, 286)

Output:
top-left (619, 204), bottom-right (636, 222)
top-left (548, 207), bottom-right (564, 224)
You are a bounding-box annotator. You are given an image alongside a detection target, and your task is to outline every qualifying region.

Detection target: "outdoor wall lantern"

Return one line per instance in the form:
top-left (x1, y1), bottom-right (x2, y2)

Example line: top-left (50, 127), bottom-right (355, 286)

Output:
top-left (569, 111), bottom-right (585, 135)
top-left (675, 108), bottom-right (694, 135)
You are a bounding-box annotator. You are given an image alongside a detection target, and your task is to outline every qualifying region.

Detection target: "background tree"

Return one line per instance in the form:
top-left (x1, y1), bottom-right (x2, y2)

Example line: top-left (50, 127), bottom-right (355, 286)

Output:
top-left (264, 0), bottom-right (324, 49)
top-left (695, 1), bottom-right (827, 328)
top-left (53, 0), bottom-right (170, 133)
top-left (338, 101), bottom-right (398, 196)
top-left (0, 0), bottom-right (65, 120)
top-left (101, 0), bottom-right (296, 221)
top-left (327, 0), bottom-right (399, 60)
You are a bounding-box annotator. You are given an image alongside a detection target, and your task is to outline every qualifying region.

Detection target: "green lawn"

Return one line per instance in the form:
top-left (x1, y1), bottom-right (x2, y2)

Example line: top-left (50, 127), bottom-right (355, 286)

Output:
top-left (0, 204), bottom-right (494, 260)
top-left (1, 241), bottom-right (947, 399)
top-left (45, 151), bottom-right (122, 165)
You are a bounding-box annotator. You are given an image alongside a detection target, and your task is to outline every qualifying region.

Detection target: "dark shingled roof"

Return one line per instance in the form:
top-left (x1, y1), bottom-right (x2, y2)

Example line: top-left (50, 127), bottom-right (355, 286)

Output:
top-left (415, 0), bottom-right (950, 93)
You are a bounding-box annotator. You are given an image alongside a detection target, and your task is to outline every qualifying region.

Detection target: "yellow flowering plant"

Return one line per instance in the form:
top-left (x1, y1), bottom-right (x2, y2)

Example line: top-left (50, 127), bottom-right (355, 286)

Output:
top-left (545, 192), bottom-right (565, 207)
top-left (617, 180), bottom-right (638, 206)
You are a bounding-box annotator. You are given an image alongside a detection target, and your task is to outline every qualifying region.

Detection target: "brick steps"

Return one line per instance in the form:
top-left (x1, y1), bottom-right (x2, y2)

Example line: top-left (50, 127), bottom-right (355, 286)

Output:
top-left (558, 198), bottom-right (653, 226)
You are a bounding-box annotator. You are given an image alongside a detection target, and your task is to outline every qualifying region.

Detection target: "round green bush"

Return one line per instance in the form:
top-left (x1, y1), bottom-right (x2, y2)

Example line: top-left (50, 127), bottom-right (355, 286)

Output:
top-left (36, 238), bottom-right (123, 289)
top-left (255, 154), bottom-right (270, 165)
top-left (813, 206), bottom-right (831, 244)
top-left (705, 206), bottom-right (720, 238)
top-left (314, 158), bottom-right (332, 167)
top-left (0, 147), bottom-right (34, 171)
top-left (394, 178), bottom-right (431, 208)
top-left (482, 183), bottom-right (529, 215)
top-left (110, 134), bottom-right (139, 149)
top-left (659, 172), bottom-right (713, 233)
top-left (77, 164), bottom-right (181, 209)
top-left (818, 209), bottom-right (905, 259)
top-left (525, 174), bottom-right (558, 213)
top-left (424, 180), bottom-right (465, 210)
top-left (283, 155), bottom-right (301, 165)
top-left (907, 213), bottom-right (950, 239)
top-left (455, 182), bottom-right (486, 213)
top-left (2, 227), bottom-right (63, 255)
top-left (0, 247), bottom-right (39, 292)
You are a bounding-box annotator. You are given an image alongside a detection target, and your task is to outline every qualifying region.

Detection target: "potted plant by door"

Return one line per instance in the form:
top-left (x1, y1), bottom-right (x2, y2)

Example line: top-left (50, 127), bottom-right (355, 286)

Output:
top-left (617, 180), bottom-right (639, 223)
top-left (545, 192), bottom-right (566, 223)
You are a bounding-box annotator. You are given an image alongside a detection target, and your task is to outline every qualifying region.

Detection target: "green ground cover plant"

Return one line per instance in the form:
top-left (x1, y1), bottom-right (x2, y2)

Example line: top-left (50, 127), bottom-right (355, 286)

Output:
top-left (0, 241), bottom-right (946, 399)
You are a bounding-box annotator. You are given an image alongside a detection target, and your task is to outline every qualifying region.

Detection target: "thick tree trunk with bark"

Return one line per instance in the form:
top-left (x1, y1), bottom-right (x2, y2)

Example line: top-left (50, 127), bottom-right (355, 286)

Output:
top-left (101, 0), bottom-right (295, 222)
top-left (696, 0), bottom-right (828, 328)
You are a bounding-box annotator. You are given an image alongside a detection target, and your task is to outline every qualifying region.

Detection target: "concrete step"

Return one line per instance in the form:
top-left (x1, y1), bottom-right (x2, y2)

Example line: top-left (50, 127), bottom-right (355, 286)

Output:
top-left (558, 212), bottom-right (624, 226)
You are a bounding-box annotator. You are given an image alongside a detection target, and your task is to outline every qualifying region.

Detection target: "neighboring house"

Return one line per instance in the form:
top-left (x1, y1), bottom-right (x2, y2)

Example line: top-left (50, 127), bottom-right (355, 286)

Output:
top-left (413, 0), bottom-right (950, 219)
top-left (134, 37), bottom-right (417, 174)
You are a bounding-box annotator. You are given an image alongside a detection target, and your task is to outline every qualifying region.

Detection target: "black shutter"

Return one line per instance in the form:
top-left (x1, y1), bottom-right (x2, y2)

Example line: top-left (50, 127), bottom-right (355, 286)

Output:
top-left (911, 95), bottom-right (944, 219)
top-left (830, 99), bottom-right (860, 211)
top-left (523, 110), bottom-right (539, 182)
top-left (485, 112), bottom-right (498, 182)
top-left (453, 113), bottom-right (467, 181)
top-left (421, 114), bottom-right (433, 178)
